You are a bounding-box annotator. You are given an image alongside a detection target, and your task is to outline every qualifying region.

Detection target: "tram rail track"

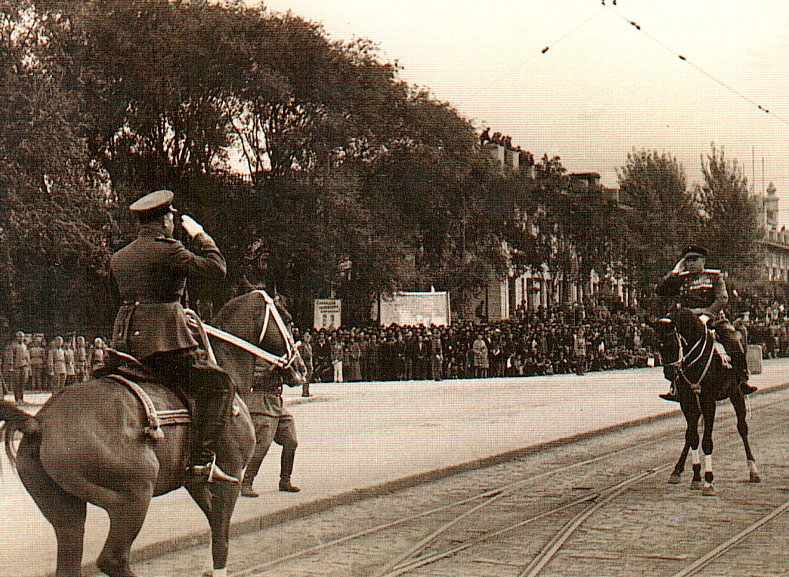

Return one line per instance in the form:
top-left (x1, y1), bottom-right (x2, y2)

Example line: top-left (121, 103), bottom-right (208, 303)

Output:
top-left (197, 392), bottom-right (789, 577)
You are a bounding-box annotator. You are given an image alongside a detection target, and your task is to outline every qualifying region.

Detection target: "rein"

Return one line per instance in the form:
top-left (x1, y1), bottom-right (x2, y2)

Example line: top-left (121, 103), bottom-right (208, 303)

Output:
top-left (188, 290), bottom-right (299, 370)
top-left (666, 321), bottom-right (715, 389)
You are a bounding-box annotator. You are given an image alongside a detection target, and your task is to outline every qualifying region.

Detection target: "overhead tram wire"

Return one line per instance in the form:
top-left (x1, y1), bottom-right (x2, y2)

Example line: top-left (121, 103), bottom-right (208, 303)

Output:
top-left (540, 7), bottom-right (605, 55)
top-left (601, 3), bottom-right (789, 127)
top-left (539, 1), bottom-right (788, 127)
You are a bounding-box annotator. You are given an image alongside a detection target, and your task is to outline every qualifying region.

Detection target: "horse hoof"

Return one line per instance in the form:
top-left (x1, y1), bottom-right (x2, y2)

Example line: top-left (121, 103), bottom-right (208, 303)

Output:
top-left (702, 485), bottom-right (716, 497)
top-left (668, 473), bottom-right (682, 484)
top-left (750, 472), bottom-right (762, 483)
top-left (690, 480), bottom-right (702, 490)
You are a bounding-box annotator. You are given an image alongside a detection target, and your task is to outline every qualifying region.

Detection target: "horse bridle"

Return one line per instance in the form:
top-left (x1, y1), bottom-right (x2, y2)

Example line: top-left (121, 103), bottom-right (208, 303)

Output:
top-left (252, 289), bottom-right (300, 370)
top-left (194, 290), bottom-right (300, 370)
top-left (660, 317), bottom-right (714, 388)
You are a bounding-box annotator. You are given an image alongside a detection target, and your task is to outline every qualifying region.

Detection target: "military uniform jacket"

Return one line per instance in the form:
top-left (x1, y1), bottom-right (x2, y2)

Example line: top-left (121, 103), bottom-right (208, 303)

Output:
top-left (9, 342), bottom-right (30, 370)
top-left (655, 269), bottom-right (728, 319)
top-left (237, 370), bottom-right (291, 418)
top-left (110, 225), bottom-right (226, 360)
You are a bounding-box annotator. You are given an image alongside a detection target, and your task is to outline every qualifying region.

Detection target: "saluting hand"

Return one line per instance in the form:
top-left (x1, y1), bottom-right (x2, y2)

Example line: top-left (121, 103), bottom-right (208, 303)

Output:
top-left (671, 257), bottom-right (686, 275)
top-left (180, 214), bottom-right (205, 239)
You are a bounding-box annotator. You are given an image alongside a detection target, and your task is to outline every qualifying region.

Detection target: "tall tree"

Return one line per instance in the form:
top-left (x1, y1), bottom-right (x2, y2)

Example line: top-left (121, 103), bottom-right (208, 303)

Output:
top-left (693, 143), bottom-right (764, 283)
top-left (617, 149), bottom-right (699, 303)
top-left (0, 1), bottom-right (115, 334)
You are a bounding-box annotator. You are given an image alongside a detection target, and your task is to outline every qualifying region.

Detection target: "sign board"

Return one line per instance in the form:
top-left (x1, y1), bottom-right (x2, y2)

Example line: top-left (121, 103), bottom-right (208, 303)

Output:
top-left (314, 299), bottom-right (341, 331)
top-left (378, 291), bottom-right (451, 327)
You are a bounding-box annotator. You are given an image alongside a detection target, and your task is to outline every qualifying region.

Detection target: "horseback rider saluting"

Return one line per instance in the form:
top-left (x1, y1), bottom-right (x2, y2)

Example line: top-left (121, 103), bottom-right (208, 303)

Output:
top-left (656, 244), bottom-right (757, 402)
top-left (110, 189), bottom-right (239, 483)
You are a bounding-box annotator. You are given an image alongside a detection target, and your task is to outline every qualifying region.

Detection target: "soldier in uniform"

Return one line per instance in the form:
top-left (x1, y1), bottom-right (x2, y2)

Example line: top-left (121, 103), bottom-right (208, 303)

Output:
top-left (238, 362), bottom-right (300, 497)
top-left (656, 244), bottom-right (757, 402)
top-left (74, 336), bottom-right (89, 383)
top-left (109, 189), bottom-right (238, 483)
top-left (299, 330), bottom-right (313, 397)
top-left (28, 335), bottom-right (46, 390)
top-left (8, 331), bottom-right (30, 404)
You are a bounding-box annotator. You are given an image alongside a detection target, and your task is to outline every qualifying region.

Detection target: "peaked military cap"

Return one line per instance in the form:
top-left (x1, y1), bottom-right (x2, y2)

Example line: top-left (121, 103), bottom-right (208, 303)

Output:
top-left (129, 189), bottom-right (176, 216)
top-left (681, 244), bottom-right (707, 258)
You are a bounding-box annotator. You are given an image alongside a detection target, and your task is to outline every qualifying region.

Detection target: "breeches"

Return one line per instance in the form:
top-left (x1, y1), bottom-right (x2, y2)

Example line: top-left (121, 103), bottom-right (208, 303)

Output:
top-left (715, 325), bottom-right (745, 356)
top-left (144, 349), bottom-right (235, 399)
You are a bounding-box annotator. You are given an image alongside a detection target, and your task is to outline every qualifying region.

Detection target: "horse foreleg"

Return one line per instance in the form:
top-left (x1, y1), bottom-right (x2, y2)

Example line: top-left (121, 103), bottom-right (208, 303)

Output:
top-left (679, 401), bottom-right (703, 490)
top-left (208, 483), bottom-right (242, 575)
top-left (17, 438), bottom-right (87, 577)
top-left (701, 399), bottom-right (717, 496)
top-left (668, 439), bottom-right (690, 484)
top-left (731, 393), bottom-right (760, 482)
top-left (187, 482), bottom-right (241, 577)
top-left (96, 488), bottom-right (153, 577)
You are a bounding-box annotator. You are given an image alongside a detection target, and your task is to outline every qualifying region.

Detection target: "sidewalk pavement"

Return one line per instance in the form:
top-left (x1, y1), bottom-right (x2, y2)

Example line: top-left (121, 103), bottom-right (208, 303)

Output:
top-left (2, 360), bottom-right (788, 577)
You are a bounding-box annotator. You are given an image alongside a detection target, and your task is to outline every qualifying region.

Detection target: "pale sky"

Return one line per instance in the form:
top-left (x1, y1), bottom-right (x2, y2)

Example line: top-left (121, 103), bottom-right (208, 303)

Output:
top-left (250, 0), bottom-right (789, 227)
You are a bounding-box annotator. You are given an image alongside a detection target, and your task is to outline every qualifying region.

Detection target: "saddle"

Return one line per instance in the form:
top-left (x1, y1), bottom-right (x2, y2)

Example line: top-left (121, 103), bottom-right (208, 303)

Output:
top-left (94, 358), bottom-right (193, 440)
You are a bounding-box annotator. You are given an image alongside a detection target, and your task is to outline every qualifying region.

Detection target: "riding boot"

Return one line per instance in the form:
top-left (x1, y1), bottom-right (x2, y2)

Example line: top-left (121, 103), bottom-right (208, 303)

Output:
top-left (659, 380), bottom-right (679, 402)
top-left (279, 448), bottom-right (300, 492)
top-left (730, 346), bottom-right (757, 396)
top-left (193, 391), bottom-right (239, 484)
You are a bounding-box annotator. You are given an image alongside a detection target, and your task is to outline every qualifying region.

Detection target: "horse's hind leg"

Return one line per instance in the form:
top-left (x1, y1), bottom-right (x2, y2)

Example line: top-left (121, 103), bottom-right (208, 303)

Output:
top-left (17, 438), bottom-right (87, 577)
top-left (731, 393), bottom-right (760, 482)
top-left (96, 489), bottom-right (153, 577)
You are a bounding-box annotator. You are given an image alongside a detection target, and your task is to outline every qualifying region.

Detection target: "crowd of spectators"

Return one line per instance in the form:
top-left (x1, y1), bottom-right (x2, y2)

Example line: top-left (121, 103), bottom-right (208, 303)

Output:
top-left (304, 299), bottom-right (661, 383)
top-left (7, 294), bottom-right (789, 395)
top-left (1, 333), bottom-right (108, 402)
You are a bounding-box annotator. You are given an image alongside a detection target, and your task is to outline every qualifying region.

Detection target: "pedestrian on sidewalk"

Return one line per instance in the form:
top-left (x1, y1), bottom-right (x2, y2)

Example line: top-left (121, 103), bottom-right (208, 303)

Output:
top-left (239, 363), bottom-right (300, 497)
top-left (299, 330), bottom-right (313, 397)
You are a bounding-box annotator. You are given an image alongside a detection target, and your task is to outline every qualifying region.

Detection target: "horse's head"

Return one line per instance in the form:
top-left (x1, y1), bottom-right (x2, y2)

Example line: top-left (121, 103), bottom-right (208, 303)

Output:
top-left (654, 307), bottom-right (705, 370)
top-left (212, 290), bottom-right (308, 386)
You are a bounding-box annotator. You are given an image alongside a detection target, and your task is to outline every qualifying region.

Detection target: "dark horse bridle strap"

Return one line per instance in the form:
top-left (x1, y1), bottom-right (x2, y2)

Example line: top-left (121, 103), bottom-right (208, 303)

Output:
top-left (186, 290), bottom-right (298, 370)
top-left (675, 329), bottom-right (716, 388)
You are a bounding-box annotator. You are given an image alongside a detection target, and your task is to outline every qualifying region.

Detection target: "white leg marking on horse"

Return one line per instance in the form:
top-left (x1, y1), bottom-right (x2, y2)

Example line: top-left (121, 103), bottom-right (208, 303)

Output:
top-left (749, 460), bottom-right (759, 474)
top-left (704, 454), bottom-right (713, 487)
top-left (691, 448), bottom-right (700, 465)
top-left (212, 568), bottom-right (227, 577)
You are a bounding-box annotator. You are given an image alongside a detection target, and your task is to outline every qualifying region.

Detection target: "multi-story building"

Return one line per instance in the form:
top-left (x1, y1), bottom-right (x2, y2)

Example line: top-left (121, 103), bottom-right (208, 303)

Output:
top-left (469, 139), bottom-right (628, 322)
top-left (757, 183), bottom-right (789, 282)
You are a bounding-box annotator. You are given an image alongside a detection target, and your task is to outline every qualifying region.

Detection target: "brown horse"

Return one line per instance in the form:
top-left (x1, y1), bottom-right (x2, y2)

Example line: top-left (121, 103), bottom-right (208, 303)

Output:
top-left (655, 307), bottom-right (759, 496)
top-left (0, 290), bottom-right (307, 577)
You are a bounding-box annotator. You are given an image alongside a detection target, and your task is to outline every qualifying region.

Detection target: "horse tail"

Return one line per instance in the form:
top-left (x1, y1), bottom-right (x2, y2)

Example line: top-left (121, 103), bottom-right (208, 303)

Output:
top-left (0, 400), bottom-right (38, 468)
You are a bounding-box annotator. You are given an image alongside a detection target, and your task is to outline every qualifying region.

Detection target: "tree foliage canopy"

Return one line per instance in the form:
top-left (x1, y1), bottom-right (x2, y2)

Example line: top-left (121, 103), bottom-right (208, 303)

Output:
top-left (0, 1), bottom-right (770, 332)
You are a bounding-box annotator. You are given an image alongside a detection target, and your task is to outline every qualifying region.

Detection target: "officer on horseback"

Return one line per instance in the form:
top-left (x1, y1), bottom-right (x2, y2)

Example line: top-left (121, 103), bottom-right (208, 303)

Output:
top-left (656, 244), bottom-right (757, 402)
top-left (110, 189), bottom-right (239, 483)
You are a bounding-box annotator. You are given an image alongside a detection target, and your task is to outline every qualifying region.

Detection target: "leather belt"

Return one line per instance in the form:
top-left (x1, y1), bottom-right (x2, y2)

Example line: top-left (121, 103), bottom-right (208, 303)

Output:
top-left (250, 386), bottom-right (283, 395)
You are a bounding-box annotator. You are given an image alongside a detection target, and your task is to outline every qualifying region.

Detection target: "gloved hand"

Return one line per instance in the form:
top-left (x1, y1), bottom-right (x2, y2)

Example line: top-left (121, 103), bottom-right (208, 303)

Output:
top-left (699, 314), bottom-right (710, 326)
top-left (180, 214), bottom-right (205, 239)
top-left (671, 257), bottom-right (686, 275)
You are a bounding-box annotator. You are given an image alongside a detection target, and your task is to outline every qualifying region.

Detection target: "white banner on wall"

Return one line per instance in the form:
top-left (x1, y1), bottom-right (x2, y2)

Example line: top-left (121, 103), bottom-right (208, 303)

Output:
top-left (378, 291), bottom-right (450, 327)
top-left (313, 299), bottom-right (341, 331)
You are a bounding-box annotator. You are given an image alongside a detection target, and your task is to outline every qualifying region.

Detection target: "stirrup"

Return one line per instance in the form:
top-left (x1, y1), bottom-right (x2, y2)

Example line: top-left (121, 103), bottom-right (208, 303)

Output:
top-left (192, 456), bottom-right (239, 484)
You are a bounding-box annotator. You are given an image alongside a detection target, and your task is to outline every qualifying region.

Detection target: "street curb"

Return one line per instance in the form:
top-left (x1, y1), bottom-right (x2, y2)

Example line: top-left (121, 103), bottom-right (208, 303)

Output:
top-left (64, 381), bottom-right (789, 577)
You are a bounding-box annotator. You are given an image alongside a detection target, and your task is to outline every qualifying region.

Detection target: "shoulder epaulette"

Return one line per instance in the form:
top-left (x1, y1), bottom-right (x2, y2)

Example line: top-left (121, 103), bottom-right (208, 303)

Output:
top-left (154, 236), bottom-right (178, 244)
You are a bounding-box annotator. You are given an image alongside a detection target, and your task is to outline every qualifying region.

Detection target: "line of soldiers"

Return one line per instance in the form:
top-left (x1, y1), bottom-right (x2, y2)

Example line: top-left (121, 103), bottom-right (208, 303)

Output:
top-left (2, 331), bottom-right (107, 404)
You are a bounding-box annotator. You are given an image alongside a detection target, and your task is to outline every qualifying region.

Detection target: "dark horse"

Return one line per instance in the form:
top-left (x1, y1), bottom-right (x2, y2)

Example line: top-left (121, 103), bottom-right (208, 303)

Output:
top-left (0, 290), bottom-right (307, 577)
top-left (655, 307), bottom-right (760, 496)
